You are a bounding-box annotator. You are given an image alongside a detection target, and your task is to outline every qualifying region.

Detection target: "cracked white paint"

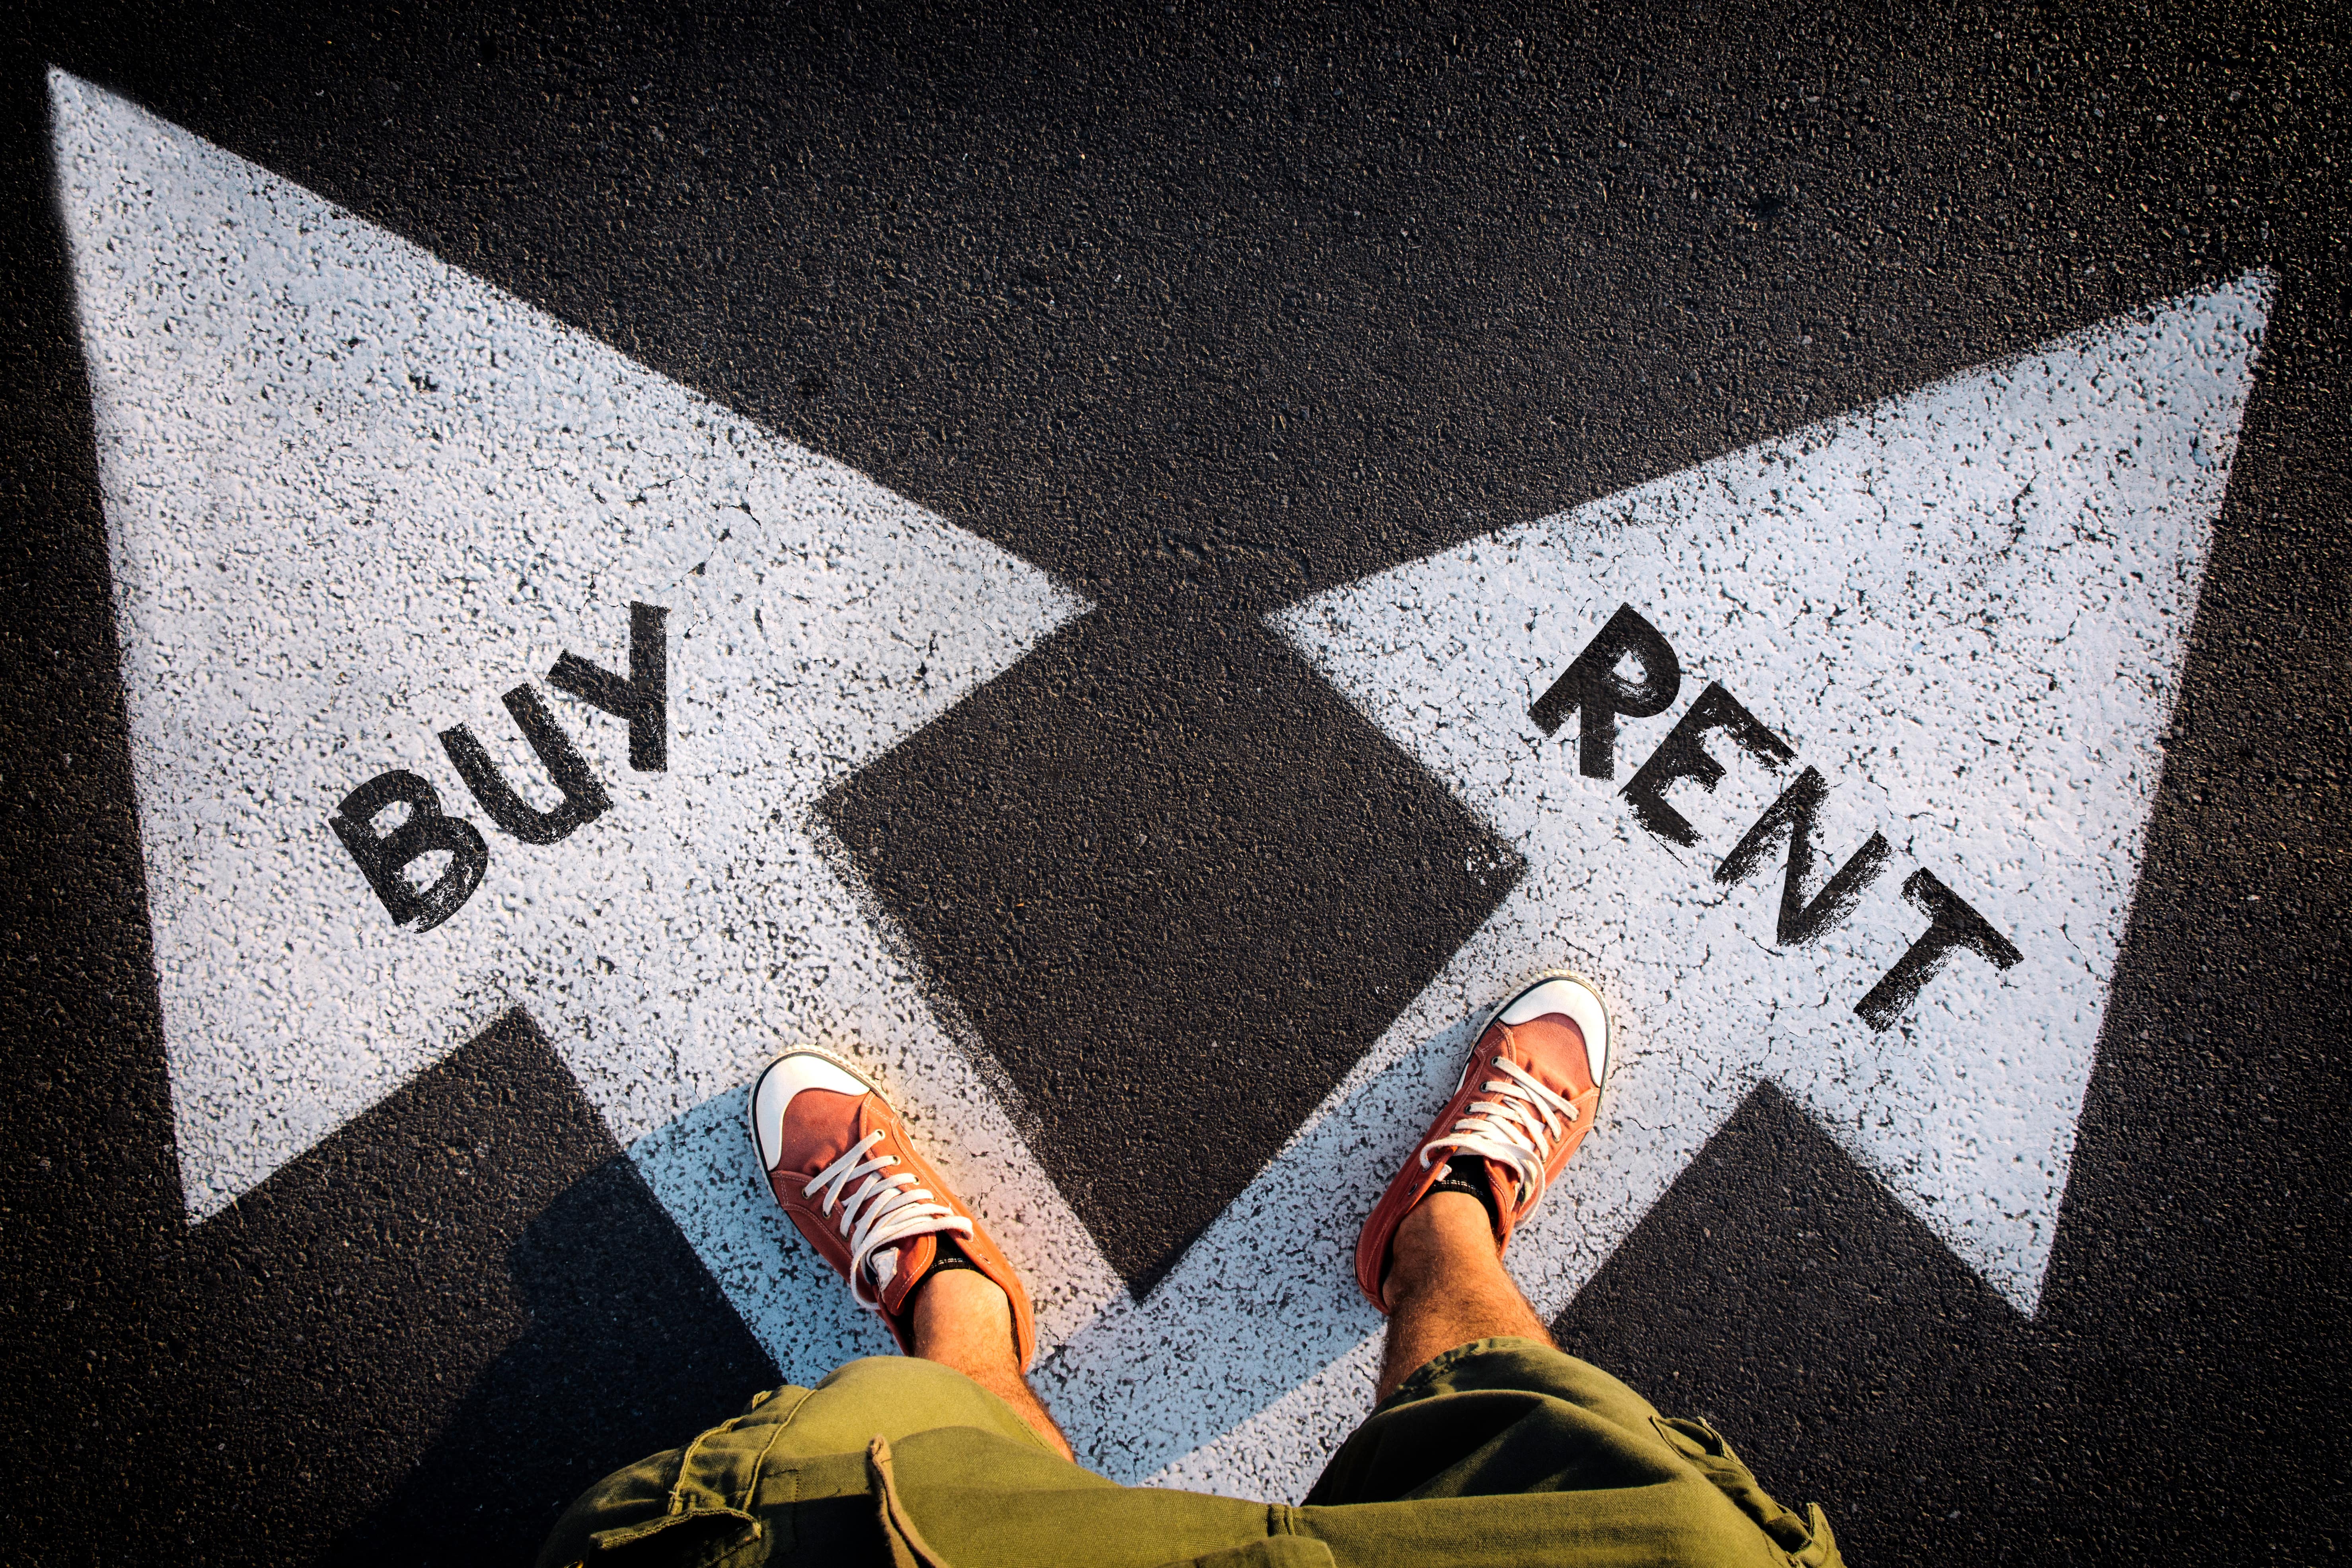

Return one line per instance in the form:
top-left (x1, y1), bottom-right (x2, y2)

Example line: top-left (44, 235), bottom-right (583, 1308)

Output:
top-left (48, 71), bottom-right (1121, 1377)
top-left (1065, 270), bottom-right (2263, 1498)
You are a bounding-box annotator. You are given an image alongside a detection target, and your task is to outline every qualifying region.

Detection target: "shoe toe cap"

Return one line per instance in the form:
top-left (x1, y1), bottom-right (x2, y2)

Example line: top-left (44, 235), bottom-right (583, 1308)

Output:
top-left (751, 1052), bottom-right (873, 1170)
top-left (1500, 976), bottom-right (1610, 1088)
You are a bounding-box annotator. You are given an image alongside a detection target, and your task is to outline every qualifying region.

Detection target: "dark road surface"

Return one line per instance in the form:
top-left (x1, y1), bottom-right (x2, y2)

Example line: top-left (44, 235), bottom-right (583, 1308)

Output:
top-left (2, 2), bottom-right (2346, 1562)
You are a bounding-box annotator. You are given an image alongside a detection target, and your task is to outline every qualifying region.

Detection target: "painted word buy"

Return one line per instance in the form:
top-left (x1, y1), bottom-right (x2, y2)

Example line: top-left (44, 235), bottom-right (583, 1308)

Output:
top-left (329, 603), bottom-right (669, 931)
top-left (1533, 602), bottom-right (2023, 1029)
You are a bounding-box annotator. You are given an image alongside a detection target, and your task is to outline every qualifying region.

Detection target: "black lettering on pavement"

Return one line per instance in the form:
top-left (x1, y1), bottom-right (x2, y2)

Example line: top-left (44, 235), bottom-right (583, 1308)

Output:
top-left (439, 685), bottom-right (613, 845)
top-left (329, 770), bottom-right (489, 931)
top-left (1855, 869), bottom-right (2025, 1030)
top-left (1529, 603), bottom-right (1682, 778)
top-left (1715, 766), bottom-right (1894, 947)
top-left (547, 602), bottom-right (669, 771)
top-left (1621, 682), bottom-right (1796, 847)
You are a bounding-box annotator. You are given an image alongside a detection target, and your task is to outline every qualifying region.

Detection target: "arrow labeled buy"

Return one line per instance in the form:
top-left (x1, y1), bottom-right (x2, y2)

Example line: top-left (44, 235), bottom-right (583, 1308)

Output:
top-left (49, 70), bottom-right (1123, 1377)
top-left (1035, 271), bottom-right (2270, 1496)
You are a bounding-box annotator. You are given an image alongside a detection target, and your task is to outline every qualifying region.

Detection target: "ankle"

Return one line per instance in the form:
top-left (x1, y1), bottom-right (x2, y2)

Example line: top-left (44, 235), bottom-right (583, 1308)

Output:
top-left (1386, 1190), bottom-right (1502, 1303)
top-left (909, 1264), bottom-right (1020, 1368)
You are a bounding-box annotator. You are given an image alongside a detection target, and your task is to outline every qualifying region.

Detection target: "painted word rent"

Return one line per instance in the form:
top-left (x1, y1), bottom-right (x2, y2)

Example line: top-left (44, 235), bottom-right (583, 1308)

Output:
top-left (1532, 601), bottom-right (2023, 1029)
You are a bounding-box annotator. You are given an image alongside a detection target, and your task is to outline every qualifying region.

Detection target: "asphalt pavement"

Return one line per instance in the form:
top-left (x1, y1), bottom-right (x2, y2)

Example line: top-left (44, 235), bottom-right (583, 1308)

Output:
top-left (2, 2), bottom-right (2346, 1562)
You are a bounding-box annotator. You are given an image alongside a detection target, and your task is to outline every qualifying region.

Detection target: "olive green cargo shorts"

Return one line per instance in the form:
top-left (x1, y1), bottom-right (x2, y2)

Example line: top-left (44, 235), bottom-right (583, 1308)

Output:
top-left (539, 1337), bottom-right (1842, 1568)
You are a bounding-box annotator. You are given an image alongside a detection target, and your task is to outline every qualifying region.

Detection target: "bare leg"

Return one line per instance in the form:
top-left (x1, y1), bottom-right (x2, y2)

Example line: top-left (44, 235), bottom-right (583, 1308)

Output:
top-left (1377, 1190), bottom-right (1552, 1402)
top-left (908, 1267), bottom-right (1075, 1460)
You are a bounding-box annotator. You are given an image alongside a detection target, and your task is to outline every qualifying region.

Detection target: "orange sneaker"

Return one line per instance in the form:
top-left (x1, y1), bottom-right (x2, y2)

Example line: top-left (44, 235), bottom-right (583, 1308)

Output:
top-left (749, 1048), bottom-right (1038, 1368)
top-left (1355, 972), bottom-right (1612, 1311)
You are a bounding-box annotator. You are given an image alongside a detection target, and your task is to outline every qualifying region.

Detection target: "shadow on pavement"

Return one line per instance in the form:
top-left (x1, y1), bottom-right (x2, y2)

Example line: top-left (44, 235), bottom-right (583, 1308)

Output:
top-left (330, 1151), bottom-right (778, 1566)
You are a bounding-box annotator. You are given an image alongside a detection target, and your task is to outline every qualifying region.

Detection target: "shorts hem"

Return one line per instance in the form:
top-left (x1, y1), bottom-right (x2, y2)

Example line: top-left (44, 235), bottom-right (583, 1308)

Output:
top-left (1381, 1334), bottom-right (1559, 1410)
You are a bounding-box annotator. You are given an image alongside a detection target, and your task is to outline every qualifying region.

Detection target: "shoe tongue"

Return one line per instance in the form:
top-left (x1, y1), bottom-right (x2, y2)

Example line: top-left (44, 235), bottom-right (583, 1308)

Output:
top-left (865, 1233), bottom-right (940, 1297)
top-left (865, 1245), bottom-right (901, 1290)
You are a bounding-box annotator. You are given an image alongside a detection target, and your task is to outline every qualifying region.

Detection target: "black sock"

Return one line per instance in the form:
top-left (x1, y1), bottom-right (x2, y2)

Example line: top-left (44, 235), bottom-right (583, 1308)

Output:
top-left (913, 1233), bottom-right (980, 1288)
top-left (1426, 1155), bottom-right (1506, 1236)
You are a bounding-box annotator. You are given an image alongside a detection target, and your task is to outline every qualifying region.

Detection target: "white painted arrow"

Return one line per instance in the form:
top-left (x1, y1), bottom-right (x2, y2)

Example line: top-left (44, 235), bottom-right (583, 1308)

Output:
top-left (1032, 273), bottom-right (2270, 1498)
top-left (49, 70), bottom-right (1123, 1378)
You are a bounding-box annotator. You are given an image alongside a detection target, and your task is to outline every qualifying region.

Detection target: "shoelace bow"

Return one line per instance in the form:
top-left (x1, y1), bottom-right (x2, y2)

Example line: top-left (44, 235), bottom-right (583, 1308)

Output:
top-left (1420, 1051), bottom-right (1582, 1216)
top-left (804, 1128), bottom-right (974, 1310)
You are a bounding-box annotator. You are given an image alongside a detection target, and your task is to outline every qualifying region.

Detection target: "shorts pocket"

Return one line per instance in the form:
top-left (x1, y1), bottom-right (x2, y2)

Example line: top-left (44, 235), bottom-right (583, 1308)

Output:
top-left (1650, 1416), bottom-right (1843, 1567)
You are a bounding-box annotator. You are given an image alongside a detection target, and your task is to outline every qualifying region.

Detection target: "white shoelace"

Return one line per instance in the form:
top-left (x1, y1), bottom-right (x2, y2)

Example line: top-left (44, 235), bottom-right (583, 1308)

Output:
top-left (1419, 1056), bottom-right (1581, 1214)
top-left (804, 1129), bottom-right (974, 1309)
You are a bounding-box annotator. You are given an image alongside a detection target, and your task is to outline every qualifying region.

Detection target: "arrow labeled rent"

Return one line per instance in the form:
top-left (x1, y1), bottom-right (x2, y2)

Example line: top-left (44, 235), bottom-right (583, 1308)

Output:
top-left (48, 71), bottom-right (1123, 1377)
top-left (1034, 271), bottom-right (2270, 1497)
top-left (1275, 269), bottom-right (2269, 1314)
